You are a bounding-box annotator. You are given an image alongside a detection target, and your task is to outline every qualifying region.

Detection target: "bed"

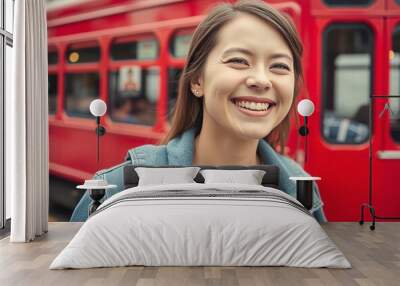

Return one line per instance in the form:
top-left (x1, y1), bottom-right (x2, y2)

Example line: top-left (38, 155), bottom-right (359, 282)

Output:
top-left (50, 165), bottom-right (351, 269)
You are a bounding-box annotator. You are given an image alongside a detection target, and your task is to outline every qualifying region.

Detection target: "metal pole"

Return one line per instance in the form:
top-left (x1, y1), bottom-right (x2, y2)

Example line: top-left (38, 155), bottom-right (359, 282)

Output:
top-left (304, 116), bottom-right (308, 164)
top-left (369, 96), bottom-right (373, 206)
top-left (96, 116), bottom-right (100, 163)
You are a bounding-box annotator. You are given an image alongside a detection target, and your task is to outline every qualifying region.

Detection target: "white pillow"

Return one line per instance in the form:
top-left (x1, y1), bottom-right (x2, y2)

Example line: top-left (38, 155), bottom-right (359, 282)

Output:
top-left (135, 167), bottom-right (201, 186)
top-left (200, 169), bottom-right (266, 185)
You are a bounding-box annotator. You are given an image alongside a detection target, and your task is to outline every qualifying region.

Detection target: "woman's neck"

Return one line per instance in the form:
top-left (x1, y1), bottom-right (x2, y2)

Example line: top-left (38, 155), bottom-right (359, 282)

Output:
top-left (192, 123), bottom-right (262, 166)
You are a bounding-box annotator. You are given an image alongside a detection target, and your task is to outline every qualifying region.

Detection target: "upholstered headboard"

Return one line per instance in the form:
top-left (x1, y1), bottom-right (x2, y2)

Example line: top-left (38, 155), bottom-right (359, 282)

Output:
top-left (123, 165), bottom-right (280, 189)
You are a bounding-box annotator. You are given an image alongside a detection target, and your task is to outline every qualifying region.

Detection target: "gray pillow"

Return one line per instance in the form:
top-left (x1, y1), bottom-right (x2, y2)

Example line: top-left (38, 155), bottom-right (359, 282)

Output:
top-left (135, 167), bottom-right (201, 186)
top-left (200, 169), bottom-right (266, 185)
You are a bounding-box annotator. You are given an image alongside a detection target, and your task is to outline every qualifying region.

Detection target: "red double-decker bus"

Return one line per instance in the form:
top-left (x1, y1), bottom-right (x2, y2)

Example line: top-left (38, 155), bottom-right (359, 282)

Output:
top-left (46, 0), bottom-right (400, 221)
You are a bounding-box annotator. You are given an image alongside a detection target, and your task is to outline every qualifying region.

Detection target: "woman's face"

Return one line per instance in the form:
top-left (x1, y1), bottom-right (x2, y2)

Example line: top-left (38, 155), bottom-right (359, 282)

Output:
top-left (194, 13), bottom-right (295, 140)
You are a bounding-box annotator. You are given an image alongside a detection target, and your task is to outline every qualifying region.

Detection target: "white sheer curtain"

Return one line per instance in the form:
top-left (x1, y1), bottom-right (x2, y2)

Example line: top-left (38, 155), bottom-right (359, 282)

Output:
top-left (7, 0), bottom-right (49, 242)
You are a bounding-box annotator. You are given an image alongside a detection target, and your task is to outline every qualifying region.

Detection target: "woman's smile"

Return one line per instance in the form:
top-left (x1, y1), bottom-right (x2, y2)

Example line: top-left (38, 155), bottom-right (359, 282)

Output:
top-left (230, 98), bottom-right (276, 117)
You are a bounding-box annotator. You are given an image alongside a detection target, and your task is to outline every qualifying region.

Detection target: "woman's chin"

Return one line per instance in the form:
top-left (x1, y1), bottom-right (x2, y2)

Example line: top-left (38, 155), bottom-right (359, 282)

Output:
top-left (233, 125), bottom-right (272, 140)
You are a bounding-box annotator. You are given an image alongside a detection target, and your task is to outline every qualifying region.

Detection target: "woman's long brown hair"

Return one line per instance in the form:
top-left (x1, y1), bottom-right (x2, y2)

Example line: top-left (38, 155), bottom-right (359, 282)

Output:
top-left (159, 0), bottom-right (304, 154)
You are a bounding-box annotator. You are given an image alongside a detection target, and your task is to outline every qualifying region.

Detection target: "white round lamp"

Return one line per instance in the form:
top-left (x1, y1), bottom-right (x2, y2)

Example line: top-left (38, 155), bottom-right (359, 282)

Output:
top-left (90, 99), bottom-right (107, 117)
top-left (297, 99), bottom-right (315, 117)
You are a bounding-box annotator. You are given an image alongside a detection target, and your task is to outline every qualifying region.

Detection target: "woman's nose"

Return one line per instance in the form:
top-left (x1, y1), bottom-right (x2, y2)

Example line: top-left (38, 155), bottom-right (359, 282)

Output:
top-left (246, 68), bottom-right (272, 91)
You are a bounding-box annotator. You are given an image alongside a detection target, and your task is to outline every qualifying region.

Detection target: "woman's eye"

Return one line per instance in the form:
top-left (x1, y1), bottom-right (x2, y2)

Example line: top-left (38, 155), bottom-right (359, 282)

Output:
top-left (272, 63), bottom-right (290, 70)
top-left (227, 58), bottom-right (249, 65)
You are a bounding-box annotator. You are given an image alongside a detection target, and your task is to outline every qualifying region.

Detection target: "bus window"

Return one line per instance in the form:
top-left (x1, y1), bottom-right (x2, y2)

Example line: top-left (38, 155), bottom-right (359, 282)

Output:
top-left (66, 41), bottom-right (100, 64)
top-left (323, 0), bottom-right (373, 6)
top-left (389, 27), bottom-right (400, 143)
top-left (322, 24), bottom-right (372, 144)
top-left (65, 73), bottom-right (99, 118)
top-left (170, 30), bottom-right (193, 58)
top-left (48, 45), bottom-right (58, 65)
top-left (48, 74), bottom-right (57, 114)
top-left (108, 66), bottom-right (159, 126)
top-left (110, 36), bottom-right (159, 60)
top-left (167, 68), bottom-right (182, 122)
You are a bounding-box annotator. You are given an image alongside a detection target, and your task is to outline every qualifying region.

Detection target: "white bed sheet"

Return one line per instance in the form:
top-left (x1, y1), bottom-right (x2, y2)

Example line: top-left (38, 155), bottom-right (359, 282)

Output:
top-left (50, 183), bottom-right (351, 269)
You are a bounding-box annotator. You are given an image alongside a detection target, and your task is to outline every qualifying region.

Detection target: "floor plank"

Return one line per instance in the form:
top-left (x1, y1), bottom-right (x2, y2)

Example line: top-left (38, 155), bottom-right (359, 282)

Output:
top-left (0, 222), bottom-right (399, 286)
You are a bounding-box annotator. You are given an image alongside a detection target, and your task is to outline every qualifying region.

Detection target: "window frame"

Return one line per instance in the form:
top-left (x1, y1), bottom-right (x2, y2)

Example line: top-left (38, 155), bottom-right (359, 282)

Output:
top-left (321, 22), bottom-right (374, 145)
top-left (109, 34), bottom-right (160, 62)
top-left (169, 28), bottom-right (194, 59)
top-left (108, 65), bottom-right (160, 127)
top-left (63, 71), bottom-right (100, 118)
top-left (108, 33), bottom-right (160, 127)
top-left (65, 40), bottom-right (101, 65)
top-left (48, 45), bottom-right (59, 66)
top-left (323, 0), bottom-right (374, 7)
top-left (166, 28), bottom-right (195, 125)
top-left (64, 39), bottom-right (101, 119)
top-left (1, 0), bottom-right (14, 232)
top-left (48, 72), bottom-right (58, 115)
top-left (167, 67), bottom-right (183, 122)
top-left (0, 30), bottom-right (4, 232)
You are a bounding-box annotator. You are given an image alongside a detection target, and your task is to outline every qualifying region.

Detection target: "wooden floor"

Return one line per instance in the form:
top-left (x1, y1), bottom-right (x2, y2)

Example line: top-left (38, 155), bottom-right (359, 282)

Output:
top-left (0, 222), bottom-right (399, 286)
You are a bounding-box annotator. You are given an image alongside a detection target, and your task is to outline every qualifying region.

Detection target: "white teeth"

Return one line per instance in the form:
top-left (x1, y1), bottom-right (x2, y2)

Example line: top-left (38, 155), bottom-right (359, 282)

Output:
top-left (234, 100), bottom-right (270, 111)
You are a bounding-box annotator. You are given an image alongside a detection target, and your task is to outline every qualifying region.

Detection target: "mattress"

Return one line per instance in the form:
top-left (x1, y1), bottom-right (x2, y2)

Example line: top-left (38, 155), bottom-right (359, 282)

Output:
top-left (50, 183), bottom-right (351, 269)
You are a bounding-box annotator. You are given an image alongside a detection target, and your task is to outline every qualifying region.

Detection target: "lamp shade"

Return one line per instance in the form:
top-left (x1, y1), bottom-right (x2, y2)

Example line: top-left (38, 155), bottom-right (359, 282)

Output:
top-left (90, 99), bottom-right (107, 117)
top-left (297, 99), bottom-right (315, 117)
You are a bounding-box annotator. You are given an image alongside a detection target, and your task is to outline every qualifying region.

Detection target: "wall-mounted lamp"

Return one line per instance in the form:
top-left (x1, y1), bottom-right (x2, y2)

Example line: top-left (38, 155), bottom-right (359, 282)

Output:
top-left (89, 99), bottom-right (107, 163)
top-left (297, 99), bottom-right (315, 163)
top-left (76, 99), bottom-right (115, 216)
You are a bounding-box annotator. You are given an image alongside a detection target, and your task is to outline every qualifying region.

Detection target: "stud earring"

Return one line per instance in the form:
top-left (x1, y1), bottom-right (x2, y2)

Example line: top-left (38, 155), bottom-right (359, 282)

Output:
top-left (192, 89), bottom-right (201, 97)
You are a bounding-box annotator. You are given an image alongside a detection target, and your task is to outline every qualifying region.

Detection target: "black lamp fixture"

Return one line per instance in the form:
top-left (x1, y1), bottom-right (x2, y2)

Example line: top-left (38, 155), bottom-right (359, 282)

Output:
top-left (76, 99), bottom-right (116, 216)
top-left (289, 99), bottom-right (320, 210)
top-left (89, 99), bottom-right (107, 163)
top-left (297, 99), bottom-right (315, 163)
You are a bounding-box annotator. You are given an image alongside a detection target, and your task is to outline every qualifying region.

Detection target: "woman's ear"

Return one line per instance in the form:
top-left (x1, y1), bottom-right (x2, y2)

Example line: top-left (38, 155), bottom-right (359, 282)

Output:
top-left (190, 76), bottom-right (204, 98)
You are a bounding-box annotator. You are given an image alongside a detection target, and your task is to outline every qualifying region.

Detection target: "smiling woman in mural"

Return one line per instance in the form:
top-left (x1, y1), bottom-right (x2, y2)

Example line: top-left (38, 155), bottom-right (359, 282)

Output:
top-left (162, 3), bottom-right (298, 167)
top-left (71, 0), bottom-right (327, 223)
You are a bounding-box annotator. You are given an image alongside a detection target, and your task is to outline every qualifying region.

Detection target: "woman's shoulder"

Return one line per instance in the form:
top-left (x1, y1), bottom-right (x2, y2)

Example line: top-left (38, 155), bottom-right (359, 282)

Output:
top-left (126, 143), bottom-right (168, 166)
top-left (258, 140), bottom-right (308, 176)
top-left (91, 144), bottom-right (167, 178)
top-left (275, 152), bottom-right (310, 177)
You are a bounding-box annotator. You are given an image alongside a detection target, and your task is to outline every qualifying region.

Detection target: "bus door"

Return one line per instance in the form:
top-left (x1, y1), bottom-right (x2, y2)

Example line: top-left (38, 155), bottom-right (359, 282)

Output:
top-left (311, 16), bottom-right (382, 221)
top-left (371, 15), bottom-right (400, 219)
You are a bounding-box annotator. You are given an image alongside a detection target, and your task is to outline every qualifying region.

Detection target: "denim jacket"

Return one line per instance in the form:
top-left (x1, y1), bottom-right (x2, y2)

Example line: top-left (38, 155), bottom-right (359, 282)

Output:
top-left (70, 127), bottom-right (327, 222)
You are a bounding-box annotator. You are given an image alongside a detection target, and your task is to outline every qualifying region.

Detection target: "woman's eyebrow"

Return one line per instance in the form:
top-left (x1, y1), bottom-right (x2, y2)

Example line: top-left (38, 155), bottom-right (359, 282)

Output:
top-left (222, 47), bottom-right (292, 62)
top-left (222, 47), bottom-right (253, 57)
top-left (270, 53), bottom-right (293, 62)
